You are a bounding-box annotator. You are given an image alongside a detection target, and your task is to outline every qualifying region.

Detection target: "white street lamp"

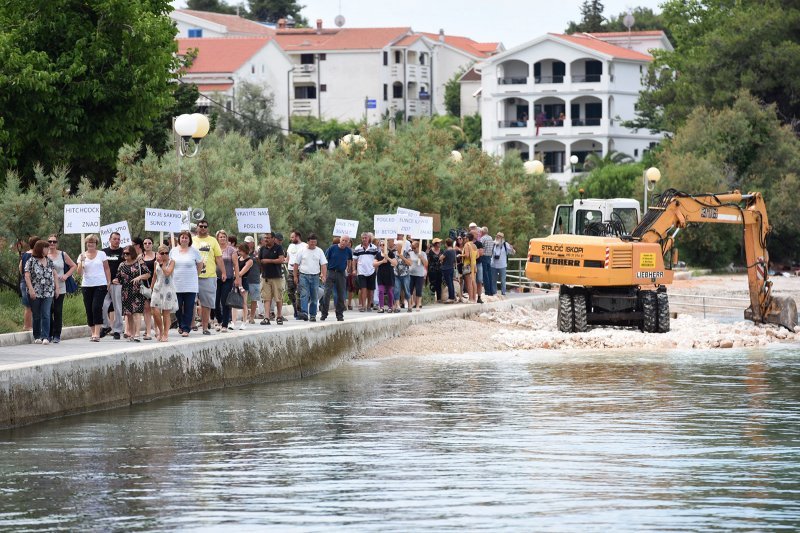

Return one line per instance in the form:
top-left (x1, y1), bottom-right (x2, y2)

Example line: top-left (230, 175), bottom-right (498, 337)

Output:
top-left (643, 166), bottom-right (661, 209)
top-left (174, 113), bottom-right (210, 157)
top-left (524, 160), bottom-right (544, 175)
top-left (570, 154), bottom-right (579, 173)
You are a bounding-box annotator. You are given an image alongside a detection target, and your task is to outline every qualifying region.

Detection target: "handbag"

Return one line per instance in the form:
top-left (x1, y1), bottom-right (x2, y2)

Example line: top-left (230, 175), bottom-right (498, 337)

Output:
top-left (226, 287), bottom-right (244, 309)
top-left (137, 261), bottom-right (152, 298)
top-left (62, 252), bottom-right (78, 294)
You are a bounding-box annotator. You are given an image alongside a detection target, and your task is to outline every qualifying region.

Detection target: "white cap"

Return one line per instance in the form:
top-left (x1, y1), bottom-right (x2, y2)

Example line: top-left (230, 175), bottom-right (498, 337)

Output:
top-left (244, 236), bottom-right (255, 243)
top-left (468, 222), bottom-right (477, 228)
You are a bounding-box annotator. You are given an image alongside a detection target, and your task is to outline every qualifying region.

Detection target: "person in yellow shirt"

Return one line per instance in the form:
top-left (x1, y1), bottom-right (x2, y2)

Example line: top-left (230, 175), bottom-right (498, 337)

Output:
top-left (192, 220), bottom-right (225, 335)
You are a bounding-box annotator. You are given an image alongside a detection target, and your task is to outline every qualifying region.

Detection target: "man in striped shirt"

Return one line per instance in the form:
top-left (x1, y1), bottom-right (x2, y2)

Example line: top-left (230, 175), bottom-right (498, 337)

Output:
top-left (353, 232), bottom-right (379, 311)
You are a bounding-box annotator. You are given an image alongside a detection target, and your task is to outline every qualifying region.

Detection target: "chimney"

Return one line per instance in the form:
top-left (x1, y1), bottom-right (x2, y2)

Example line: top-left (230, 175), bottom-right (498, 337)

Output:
top-left (316, 19), bottom-right (323, 33)
top-left (277, 18), bottom-right (286, 29)
top-left (439, 28), bottom-right (445, 42)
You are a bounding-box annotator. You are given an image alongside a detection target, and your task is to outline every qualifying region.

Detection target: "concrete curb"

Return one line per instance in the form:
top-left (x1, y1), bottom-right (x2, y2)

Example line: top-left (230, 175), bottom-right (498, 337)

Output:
top-left (0, 325), bottom-right (91, 348)
top-left (0, 294), bottom-right (556, 430)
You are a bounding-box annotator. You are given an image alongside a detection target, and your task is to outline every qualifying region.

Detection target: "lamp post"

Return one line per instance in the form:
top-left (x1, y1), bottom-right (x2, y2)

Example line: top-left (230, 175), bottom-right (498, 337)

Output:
top-left (643, 166), bottom-right (661, 210)
top-left (570, 154), bottom-right (579, 174)
top-left (174, 113), bottom-right (210, 158)
top-left (524, 160), bottom-right (544, 175)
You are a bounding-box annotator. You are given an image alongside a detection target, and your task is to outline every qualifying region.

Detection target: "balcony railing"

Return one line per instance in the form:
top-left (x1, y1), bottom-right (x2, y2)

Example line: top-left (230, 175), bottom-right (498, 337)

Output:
top-left (534, 75), bottom-right (564, 84)
top-left (498, 77), bottom-right (528, 85)
top-left (537, 119), bottom-right (565, 128)
top-left (571, 74), bottom-right (602, 83)
top-left (499, 120), bottom-right (528, 128)
top-left (571, 118), bottom-right (602, 126)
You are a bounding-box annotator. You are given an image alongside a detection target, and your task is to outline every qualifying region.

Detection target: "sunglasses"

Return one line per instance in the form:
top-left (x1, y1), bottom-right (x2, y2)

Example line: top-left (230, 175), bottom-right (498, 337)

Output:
top-left (123, 252), bottom-right (133, 256)
top-left (198, 225), bottom-right (208, 229)
top-left (158, 251), bottom-right (169, 256)
top-left (48, 240), bottom-right (57, 244)
top-left (144, 242), bottom-right (153, 245)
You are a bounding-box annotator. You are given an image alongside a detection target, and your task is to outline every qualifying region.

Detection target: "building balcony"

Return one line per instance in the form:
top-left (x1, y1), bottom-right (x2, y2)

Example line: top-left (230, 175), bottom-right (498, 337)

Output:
top-left (498, 120), bottom-right (529, 128)
top-left (407, 98), bottom-right (430, 116)
top-left (291, 99), bottom-right (316, 115)
top-left (498, 77), bottom-right (528, 86)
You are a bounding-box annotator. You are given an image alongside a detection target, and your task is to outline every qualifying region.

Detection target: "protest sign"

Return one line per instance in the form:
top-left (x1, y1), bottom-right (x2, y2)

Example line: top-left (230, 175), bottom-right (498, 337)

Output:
top-left (333, 219), bottom-right (359, 238)
top-left (396, 215), bottom-right (416, 237)
top-left (373, 214), bottom-right (397, 239)
top-left (413, 216), bottom-right (434, 240)
top-left (100, 221), bottom-right (132, 248)
top-left (145, 208), bottom-right (183, 233)
top-left (396, 206), bottom-right (420, 217)
top-left (235, 208), bottom-right (271, 233)
top-left (63, 204), bottom-right (100, 234)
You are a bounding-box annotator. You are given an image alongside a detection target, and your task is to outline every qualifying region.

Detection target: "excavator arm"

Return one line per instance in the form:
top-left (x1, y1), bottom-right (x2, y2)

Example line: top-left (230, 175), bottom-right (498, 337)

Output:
top-left (631, 189), bottom-right (797, 330)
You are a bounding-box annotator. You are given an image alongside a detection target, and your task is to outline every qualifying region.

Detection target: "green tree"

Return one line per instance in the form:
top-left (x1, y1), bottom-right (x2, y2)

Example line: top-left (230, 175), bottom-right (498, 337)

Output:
top-left (605, 7), bottom-right (669, 38)
top-left (444, 70), bottom-right (463, 117)
top-left (631, 1), bottom-right (800, 134)
top-left (582, 150), bottom-right (633, 171)
top-left (246, 0), bottom-right (307, 25)
top-left (656, 92), bottom-right (800, 266)
top-left (213, 81), bottom-right (281, 146)
top-left (185, 0), bottom-right (237, 14)
top-left (0, 0), bottom-right (180, 186)
top-left (566, 0), bottom-right (606, 33)
top-left (568, 163), bottom-right (644, 201)
top-left (138, 83), bottom-right (201, 159)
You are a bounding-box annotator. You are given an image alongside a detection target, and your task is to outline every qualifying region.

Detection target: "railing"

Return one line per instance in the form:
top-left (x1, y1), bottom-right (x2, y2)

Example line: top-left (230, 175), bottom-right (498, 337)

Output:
top-left (534, 75), bottom-right (564, 84)
top-left (571, 74), bottom-right (602, 83)
top-left (538, 120), bottom-right (565, 128)
top-left (668, 292), bottom-right (750, 319)
top-left (498, 77), bottom-right (528, 85)
top-left (571, 118), bottom-right (602, 126)
top-left (498, 120), bottom-right (528, 128)
top-left (506, 258), bottom-right (537, 291)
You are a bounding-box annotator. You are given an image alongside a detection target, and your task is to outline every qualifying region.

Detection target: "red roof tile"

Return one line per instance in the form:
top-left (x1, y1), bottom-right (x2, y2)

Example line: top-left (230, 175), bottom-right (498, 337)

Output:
top-left (551, 33), bottom-right (653, 61)
top-left (420, 32), bottom-right (497, 58)
top-left (586, 30), bottom-right (667, 38)
top-left (178, 37), bottom-right (271, 73)
top-left (394, 34), bottom-right (422, 47)
top-left (177, 9), bottom-right (275, 36)
top-left (274, 27), bottom-right (411, 51)
top-left (197, 83), bottom-right (234, 93)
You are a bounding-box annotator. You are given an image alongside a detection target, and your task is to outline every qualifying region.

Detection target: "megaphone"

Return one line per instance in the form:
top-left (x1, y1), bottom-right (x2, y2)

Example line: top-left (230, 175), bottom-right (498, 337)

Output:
top-left (191, 208), bottom-right (205, 221)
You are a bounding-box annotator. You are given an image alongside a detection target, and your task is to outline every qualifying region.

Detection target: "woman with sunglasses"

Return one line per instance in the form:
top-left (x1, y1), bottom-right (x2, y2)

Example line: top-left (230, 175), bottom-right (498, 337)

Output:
top-left (150, 244), bottom-right (178, 342)
top-left (45, 234), bottom-right (77, 343)
top-left (137, 236), bottom-right (157, 340)
top-left (170, 231), bottom-right (203, 337)
top-left (113, 245), bottom-right (151, 342)
top-left (76, 235), bottom-right (111, 342)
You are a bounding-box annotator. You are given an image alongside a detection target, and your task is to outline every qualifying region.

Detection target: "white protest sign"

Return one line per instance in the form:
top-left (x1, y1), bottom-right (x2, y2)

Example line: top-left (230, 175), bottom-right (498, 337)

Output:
top-left (235, 208), bottom-right (271, 233)
top-left (63, 204), bottom-right (101, 234)
top-left (396, 206), bottom-right (420, 217)
top-left (373, 214), bottom-right (398, 239)
top-left (396, 215), bottom-right (416, 237)
top-left (413, 216), bottom-right (434, 240)
top-left (333, 218), bottom-right (359, 238)
top-left (100, 221), bottom-right (132, 248)
top-left (145, 208), bottom-right (183, 233)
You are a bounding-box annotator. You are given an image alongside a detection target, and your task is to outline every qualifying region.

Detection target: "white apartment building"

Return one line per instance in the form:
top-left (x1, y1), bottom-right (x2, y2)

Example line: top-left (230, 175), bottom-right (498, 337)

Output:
top-left (172, 9), bottom-right (275, 38)
top-left (176, 37), bottom-right (292, 131)
top-left (477, 31), bottom-right (670, 187)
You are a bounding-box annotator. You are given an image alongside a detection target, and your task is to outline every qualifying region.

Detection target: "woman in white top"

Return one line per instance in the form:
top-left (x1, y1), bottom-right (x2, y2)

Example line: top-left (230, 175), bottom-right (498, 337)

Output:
top-left (169, 231), bottom-right (203, 337)
top-left (408, 240), bottom-right (428, 311)
top-left (76, 234), bottom-right (111, 342)
top-left (46, 233), bottom-right (77, 343)
top-left (150, 244), bottom-right (179, 342)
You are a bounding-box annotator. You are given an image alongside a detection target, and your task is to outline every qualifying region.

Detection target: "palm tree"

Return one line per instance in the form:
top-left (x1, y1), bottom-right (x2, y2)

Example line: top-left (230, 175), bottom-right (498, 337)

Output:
top-left (582, 150), bottom-right (634, 171)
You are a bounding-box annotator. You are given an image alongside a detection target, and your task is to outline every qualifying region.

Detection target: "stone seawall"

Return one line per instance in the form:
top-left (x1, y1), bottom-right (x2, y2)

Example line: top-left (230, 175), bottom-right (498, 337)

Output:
top-left (0, 295), bottom-right (556, 430)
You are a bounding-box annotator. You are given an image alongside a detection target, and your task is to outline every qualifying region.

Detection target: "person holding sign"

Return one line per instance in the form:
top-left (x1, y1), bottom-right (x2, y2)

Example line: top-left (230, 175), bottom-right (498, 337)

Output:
top-left (76, 235), bottom-right (111, 342)
top-left (113, 245), bottom-right (151, 342)
top-left (150, 245), bottom-right (178, 342)
top-left (353, 232), bottom-right (379, 311)
top-left (293, 233), bottom-right (327, 322)
top-left (373, 240), bottom-right (397, 313)
top-left (408, 241), bottom-right (428, 312)
top-left (320, 235), bottom-right (353, 321)
top-left (258, 232), bottom-right (285, 325)
top-left (193, 220), bottom-right (224, 335)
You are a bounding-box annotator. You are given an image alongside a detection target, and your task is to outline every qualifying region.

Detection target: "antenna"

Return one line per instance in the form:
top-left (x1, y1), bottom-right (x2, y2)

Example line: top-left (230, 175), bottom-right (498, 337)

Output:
top-left (335, 0), bottom-right (345, 27)
top-left (623, 9), bottom-right (635, 49)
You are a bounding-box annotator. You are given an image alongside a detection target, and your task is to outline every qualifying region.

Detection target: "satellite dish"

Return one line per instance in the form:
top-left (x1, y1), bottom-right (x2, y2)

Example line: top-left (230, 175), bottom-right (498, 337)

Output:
top-left (623, 11), bottom-right (635, 30)
top-left (191, 208), bottom-right (205, 221)
top-left (334, 14), bottom-right (345, 27)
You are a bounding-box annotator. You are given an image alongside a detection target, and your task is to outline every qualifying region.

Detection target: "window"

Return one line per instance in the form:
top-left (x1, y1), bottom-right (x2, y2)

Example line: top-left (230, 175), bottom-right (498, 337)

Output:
top-left (319, 53), bottom-right (326, 61)
top-left (294, 85), bottom-right (317, 99)
top-left (585, 60), bottom-right (602, 82)
top-left (552, 205), bottom-right (573, 234)
top-left (301, 54), bottom-right (315, 65)
top-left (576, 210), bottom-right (602, 235)
top-left (188, 28), bottom-right (203, 38)
top-left (634, 148), bottom-right (639, 157)
top-left (612, 208), bottom-right (639, 234)
top-left (552, 61), bottom-right (566, 83)
top-left (420, 53), bottom-right (426, 65)
top-left (383, 51), bottom-right (388, 66)
top-left (394, 50), bottom-right (402, 64)
top-left (251, 65), bottom-right (255, 74)
top-left (392, 83), bottom-right (403, 98)
top-left (383, 83), bottom-right (388, 101)
top-left (320, 84), bottom-right (327, 92)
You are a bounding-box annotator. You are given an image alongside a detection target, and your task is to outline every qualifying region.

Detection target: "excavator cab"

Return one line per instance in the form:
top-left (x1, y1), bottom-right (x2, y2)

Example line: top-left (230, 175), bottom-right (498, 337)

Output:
top-left (551, 198), bottom-right (641, 236)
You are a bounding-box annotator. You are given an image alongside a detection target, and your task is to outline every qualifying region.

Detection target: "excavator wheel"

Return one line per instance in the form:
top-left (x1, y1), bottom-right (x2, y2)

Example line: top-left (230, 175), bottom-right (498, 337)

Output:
top-left (558, 286), bottom-right (574, 333)
top-left (641, 290), bottom-right (658, 333)
top-left (573, 289), bottom-right (590, 332)
top-left (657, 292), bottom-right (670, 333)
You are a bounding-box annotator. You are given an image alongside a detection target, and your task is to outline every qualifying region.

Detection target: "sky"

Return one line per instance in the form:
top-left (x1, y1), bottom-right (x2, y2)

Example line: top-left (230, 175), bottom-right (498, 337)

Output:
top-left (172, 0), bottom-right (664, 49)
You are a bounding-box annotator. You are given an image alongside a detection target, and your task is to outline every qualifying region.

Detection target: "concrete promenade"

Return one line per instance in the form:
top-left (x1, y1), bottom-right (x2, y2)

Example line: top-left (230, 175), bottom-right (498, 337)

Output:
top-left (0, 293), bottom-right (556, 430)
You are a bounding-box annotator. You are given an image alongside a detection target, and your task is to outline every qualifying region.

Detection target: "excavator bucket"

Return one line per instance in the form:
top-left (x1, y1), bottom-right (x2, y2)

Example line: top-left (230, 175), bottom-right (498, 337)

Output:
top-left (763, 296), bottom-right (798, 331)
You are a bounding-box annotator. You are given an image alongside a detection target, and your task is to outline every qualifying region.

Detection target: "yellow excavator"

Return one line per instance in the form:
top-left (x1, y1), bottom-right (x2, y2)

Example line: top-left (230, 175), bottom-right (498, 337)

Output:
top-left (526, 189), bottom-right (798, 333)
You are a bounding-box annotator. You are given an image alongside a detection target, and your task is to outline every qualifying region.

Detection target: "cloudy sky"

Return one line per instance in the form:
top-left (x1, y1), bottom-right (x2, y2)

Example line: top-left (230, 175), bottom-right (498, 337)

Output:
top-left (172, 0), bottom-right (664, 48)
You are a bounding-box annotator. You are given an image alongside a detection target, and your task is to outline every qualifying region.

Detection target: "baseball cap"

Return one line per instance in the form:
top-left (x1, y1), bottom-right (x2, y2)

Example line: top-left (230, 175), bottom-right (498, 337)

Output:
top-left (468, 222), bottom-right (477, 228)
top-left (432, 238), bottom-right (442, 244)
top-left (244, 236), bottom-right (254, 243)
top-left (274, 232), bottom-right (284, 241)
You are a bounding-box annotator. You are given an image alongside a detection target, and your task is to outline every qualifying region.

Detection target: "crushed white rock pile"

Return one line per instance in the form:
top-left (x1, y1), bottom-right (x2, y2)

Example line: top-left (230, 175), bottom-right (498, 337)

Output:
top-left (481, 306), bottom-right (800, 350)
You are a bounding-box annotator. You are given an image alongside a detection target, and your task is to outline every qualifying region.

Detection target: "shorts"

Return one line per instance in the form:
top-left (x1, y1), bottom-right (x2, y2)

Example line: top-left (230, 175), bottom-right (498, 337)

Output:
top-left (20, 281), bottom-right (30, 307)
top-left (357, 272), bottom-right (376, 291)
top-left (260, 277), bottom-right (283, 303)
top-left (248, 280), bottom-right (261, 302)
top-left (475, 262), bottom-right (483, 281)
top-left (197, 277), bottom-right (216, 308)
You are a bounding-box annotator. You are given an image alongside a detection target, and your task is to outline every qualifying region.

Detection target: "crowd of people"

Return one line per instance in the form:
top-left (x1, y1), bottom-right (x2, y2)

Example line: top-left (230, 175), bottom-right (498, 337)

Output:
top-left (16, 221), bottom-right (516, 344)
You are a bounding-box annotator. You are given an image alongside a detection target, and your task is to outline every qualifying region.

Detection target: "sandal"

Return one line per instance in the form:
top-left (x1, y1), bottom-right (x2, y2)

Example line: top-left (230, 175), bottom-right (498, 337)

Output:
top-left (91, 336), bottom-right (100, 342)
top-left (276, 316), bottom-right (284, 325)
top-left (143, 336), bottom-right (152, 341)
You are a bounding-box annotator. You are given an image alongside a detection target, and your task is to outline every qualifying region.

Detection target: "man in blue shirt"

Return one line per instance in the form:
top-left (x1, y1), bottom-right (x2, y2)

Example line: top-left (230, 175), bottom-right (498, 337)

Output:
top-left (321, 235), bottom-right (353, 321)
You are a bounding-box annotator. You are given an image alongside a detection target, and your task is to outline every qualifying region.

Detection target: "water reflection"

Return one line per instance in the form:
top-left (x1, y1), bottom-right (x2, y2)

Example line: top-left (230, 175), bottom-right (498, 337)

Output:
top-left (2, 346), bottom-right (800, 530)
